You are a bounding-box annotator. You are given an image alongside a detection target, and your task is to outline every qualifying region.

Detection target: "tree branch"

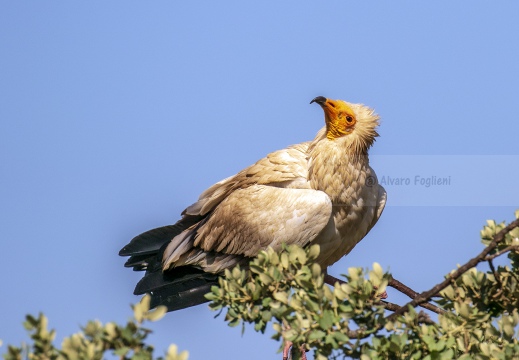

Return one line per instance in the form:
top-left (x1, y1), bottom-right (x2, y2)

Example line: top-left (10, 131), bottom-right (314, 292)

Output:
top-left (388, 278), bottom-right (445, 315)
top-left (387, 217), bottom-right (519, 321)
top-left (484, 245), bottom-right (519, 261)
top-left (487, 259), bottom-right (502, 288)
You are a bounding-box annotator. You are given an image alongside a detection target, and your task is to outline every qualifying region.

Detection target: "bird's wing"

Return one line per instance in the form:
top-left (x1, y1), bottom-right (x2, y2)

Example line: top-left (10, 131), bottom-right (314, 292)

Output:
top-left (366, 166), bottom-right (387, 234)
top-left (162, 184), bottom-right (334, 272)
top-left (120, 141), bottom-right (315, 273)
top-left (183, 142), bottom-right (311, 216)
top-left (366, 173), bottom-right (387, 234)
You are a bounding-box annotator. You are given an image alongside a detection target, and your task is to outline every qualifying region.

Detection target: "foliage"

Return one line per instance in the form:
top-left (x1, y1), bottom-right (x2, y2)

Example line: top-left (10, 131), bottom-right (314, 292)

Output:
top-left (2, 212), bottom-right (518, 360)
top-left (1, 295), bottom-right (188, 360)
top-left (206, 211), bottom-right (519, 359)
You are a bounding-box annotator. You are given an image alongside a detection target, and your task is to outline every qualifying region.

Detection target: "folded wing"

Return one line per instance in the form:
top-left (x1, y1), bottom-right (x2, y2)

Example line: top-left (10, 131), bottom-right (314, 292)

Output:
top-left (163, 185), bottom-right (334, 272)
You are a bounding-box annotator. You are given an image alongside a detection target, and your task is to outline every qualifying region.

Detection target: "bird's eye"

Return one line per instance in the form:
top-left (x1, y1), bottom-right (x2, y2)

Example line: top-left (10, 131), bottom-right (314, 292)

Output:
top-left (346, 115), bottom-right (354, 123)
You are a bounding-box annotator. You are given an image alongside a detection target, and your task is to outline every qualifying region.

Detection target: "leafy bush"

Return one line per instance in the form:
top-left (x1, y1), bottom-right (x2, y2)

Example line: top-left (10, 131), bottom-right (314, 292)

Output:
top-left (3, 212), bottom-right (518, 360)
top-left (207, 211), bottom-right (519, 359)
top-left (2, 295), bottom-right (188, 360)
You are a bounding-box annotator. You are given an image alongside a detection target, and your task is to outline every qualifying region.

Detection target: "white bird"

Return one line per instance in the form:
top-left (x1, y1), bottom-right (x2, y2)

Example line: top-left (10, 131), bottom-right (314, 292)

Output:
top-left (119, 96), bottom-right (386, 311)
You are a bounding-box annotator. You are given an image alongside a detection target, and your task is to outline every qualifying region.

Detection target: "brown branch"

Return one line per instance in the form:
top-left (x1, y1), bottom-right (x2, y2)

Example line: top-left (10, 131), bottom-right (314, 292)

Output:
top-left (487, 259), bottom-right (502, 286)
top-left (416, 301), bottom-right (444, 315)
top-left (379, 300), bottom-right (400, 312)
top-left (389, 278), bottom-right (445, 315)
top-left (387, 217), bottom-right (519, 322)
top-left (484, 245), bottom-right (519, 261)
top-left (283, 341), bottom-right (307, 360)
top-left (377, 302), bottom-right (435, 324)
top-left (388, 278), bottom-right (418, 298)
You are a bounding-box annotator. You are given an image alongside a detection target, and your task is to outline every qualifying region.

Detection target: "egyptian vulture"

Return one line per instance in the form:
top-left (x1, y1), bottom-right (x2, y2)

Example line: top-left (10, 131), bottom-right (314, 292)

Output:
top-left (119, 96), bottom-right (386, 311)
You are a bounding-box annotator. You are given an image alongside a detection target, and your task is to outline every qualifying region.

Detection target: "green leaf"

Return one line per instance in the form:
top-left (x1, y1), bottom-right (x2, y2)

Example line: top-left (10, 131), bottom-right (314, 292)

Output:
top-left (281, 253), bottom-right (289, 269)
top-left (440, 285), bottom-right (455, 299)
top-left (324, 333), bottom-right (338, 348)
top-left (457, 303), bottom-right (471, 319)
top-left (372, 262), bottom-right (383, 278)
top-left (232, 267), bottom-right (242, 279)
top-left (284, 329), bottom-right (298, 341)
top-left (204, 292), bottom-right (217, 301)
top-left (140, 294), bottom-right (151, 312)
top-left (311, 263), bottom-right (321, 279)
top-left (348, 267), bottom-right (359, 281)
top-left (289, 246), bottom-right (307, 265)
top-left (308, 244), bottom-right (320, 260)
top-left (228, 318), bottom-right (241, 327)
top-left (480, 342), bottom-right (490, 356)
top-left (440, 349), bottom-right (454, 360)
top-left (308, 330), bottom-right (326, 341)
top-left (318, 310), bottom-right (334, 330)
top-left (167, 345), bottom-right (190, 360)
top-left (272, 292), bottom-right (288, 304)
top-left (334, 286), bottom-right (348, 301)
top-left (114, 347), bottom-right (130, 356)
top-left (258, 273), bottom-right (273, 285)
top-left (333, 331), bottom-right (349, 343)
top-left (146, 305), bottom-right (167, 322)
top-left (133, 303), bottom-right (144, 323)
top-left (104, 322), bottom-right (117, 339)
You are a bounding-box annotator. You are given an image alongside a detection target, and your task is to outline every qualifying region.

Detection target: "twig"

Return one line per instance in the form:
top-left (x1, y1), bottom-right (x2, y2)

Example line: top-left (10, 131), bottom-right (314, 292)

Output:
top-left (487, 259), bottom-right (502, 287)
top-left (282, 341), bottom-right (307, 360)
top-left (487, 259), bottom-right (504, 299)
top-left (484, 245), bottom-right (519, 261)
top-left (388, 278), bottom-right (418, 298)
top-left (379, 300), bottom-right (400, 312)
top-left (387, 217), bottom-right (519, 322)
top-left (345, 327), bottom-right (370, 340)
top-left (388, 278), bottom-right (445, 315)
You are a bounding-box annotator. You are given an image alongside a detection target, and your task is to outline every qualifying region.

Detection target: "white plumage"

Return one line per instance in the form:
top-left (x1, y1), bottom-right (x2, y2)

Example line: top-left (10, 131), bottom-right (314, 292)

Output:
top-left (119, 96), bottom-right (386, 311)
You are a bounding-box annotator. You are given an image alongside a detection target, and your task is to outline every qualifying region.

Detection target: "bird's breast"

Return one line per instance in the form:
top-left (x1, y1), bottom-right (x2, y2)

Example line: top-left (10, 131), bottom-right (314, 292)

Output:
top-left (308, 141), bottom-right (379, 266)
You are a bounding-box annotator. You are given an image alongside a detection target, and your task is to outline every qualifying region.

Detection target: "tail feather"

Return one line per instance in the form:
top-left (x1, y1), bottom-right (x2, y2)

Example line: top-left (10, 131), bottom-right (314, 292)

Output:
top-left (124, 254), bottom-right (154, 269)
top-left (134, 266), bottom-right (215, 294)
top-left (150, 282), bottom-right (216, 311)
top-left (135, 266), bottom-right (219, 311)
top-left (120, 215), bottom-right (221, 311)
top-left (119, 215), bottom-right (202, 257)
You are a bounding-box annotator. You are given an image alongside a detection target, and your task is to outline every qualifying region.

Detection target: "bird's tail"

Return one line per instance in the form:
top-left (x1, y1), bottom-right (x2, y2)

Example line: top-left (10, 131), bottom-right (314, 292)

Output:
top-left (119, 215), bottom-right (219, 311)
top-left (135, 266), bottom-right (219, 311)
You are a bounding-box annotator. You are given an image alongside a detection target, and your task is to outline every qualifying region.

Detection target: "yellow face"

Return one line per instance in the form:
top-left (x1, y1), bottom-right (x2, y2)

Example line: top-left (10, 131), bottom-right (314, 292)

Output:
top-left (321, 99), bottom-right (357, 140)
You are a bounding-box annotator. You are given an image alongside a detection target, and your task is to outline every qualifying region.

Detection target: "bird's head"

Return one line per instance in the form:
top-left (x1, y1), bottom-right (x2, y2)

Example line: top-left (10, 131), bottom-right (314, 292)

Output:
top-left (311, 96), bottom-right (380, 152)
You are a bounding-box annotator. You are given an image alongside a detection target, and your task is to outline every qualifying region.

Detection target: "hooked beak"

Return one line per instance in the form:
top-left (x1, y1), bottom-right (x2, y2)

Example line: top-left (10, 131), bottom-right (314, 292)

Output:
top-left (310, 96), bottom-right (327, 105)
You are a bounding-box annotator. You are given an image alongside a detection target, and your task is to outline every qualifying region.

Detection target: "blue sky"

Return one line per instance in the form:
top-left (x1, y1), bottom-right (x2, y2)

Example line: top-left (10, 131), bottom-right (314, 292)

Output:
top-left (1, 2), bottom-right (518, 359)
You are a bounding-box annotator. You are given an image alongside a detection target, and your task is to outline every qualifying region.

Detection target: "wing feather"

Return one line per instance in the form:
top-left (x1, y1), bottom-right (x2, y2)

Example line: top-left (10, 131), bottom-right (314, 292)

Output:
top-left (182, 143), bottom-right (310, 216)
top-left (163, 185), bottom-right (333, 271)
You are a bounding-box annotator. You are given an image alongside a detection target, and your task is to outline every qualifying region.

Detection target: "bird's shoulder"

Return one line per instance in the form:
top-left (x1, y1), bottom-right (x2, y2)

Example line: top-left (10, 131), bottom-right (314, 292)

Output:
top-left (182, 142), bottom-right (312, 216)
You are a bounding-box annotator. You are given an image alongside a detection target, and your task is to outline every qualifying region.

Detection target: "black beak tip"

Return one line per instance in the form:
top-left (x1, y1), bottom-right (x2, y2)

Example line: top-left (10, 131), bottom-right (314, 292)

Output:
top-left (310, 96), bottom-right (327, 105)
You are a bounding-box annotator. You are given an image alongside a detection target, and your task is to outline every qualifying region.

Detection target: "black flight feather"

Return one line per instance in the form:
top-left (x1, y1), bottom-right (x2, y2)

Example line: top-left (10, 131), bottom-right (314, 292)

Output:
top-left (119, 214), bottom-right (220, 311)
